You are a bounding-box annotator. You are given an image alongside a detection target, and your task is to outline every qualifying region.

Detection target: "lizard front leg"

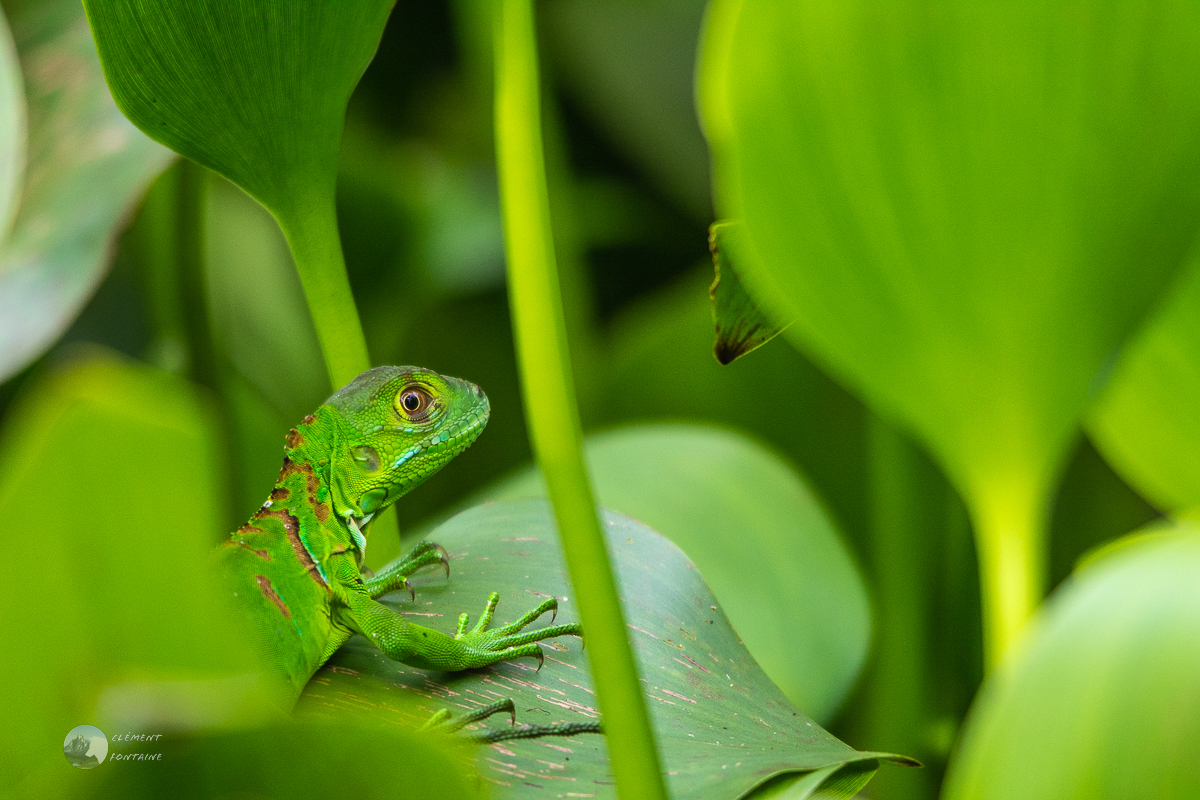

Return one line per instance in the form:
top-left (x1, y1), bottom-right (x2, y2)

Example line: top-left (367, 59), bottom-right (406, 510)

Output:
top-left (340, 590), bottom-right (581, 672)
top-left (363, 540), bottom-right (450, 600)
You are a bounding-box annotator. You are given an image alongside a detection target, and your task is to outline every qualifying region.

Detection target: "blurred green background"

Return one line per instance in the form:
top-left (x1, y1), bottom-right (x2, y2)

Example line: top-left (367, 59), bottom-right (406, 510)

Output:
top-left (4, 1), bottom-right (1199, 798)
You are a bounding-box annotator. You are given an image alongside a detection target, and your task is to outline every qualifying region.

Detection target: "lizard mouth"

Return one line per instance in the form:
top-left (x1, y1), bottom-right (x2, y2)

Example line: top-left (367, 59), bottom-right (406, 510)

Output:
top-left (388, 408), bottom-right (489, 471)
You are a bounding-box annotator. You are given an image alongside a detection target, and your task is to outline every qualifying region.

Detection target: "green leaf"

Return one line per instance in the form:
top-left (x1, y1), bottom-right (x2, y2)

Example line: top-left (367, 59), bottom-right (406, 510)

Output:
top-left (0, 349), bottom-right (258, 795)
top-left (699, 0), bottom-right (1200, 664)
top-left (0, 0), bottom-right (171, 384)
top-left (83, 0), bottom-right (394, 386)
top-left (1088, 261), bottom-right (1200, 513)
top-left (483, 423), bottom-right (870, 724)
top-left (942, 520), bottom-right (1200, 800)
top-left (82, 0), bottom-right (391, 220)
top-left (709, 220), bottom-right (793, 365)
top-left (76, 720), bottom-right (479, 800)
top-left (303, 500), bottom-right (912, 799)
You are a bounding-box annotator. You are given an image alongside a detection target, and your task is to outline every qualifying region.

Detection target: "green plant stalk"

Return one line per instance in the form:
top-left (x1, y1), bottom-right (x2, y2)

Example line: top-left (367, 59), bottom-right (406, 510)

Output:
top-left (973, 484), bottom-right (1045, 670)
top-left (274, 190), bottom-right (401, 547)
top-left (275, 192), bottom-right (371, 391)
top-left (493, 1), bottom-right (667, 797)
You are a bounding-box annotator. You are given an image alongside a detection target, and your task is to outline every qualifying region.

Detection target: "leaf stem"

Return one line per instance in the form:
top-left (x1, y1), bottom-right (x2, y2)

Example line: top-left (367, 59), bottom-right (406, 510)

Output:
top-left (974, 487), bottom-right (1044, 670)
top-left (275, 195), bottom-right (370, 390)
top-left (493, 1), bottom-right (667, 797)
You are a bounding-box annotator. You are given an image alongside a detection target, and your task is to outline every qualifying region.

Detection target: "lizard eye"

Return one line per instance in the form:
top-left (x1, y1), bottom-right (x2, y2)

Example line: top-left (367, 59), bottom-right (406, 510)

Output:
top-left (396, 385), bottom-right (434, 420)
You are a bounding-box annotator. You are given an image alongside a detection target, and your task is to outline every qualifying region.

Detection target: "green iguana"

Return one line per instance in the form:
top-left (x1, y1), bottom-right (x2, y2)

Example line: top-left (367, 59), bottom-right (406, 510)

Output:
top-left (217, 366), bottom-right (588, 738)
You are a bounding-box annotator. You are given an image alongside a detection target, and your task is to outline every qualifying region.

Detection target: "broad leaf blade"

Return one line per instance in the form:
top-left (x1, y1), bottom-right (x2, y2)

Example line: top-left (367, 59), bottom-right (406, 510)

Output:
top-left (0, 349), bottom-right (251, 795)
top-left (1088, 260), bottom-right (1200, 512)
top-left (484, 423), bottom-right (870, 724)
top-left (301, 500), bottom-right (912, 799)
top-left (699, 0), bottom-right (1200, 659)
top-left (83, 0), bottom-right (394, 216)
top-left (709, 220), bottom-right (792, 365)
top-left (0, 0), bottom-right (171, 383)
top-left (943, 522), bottom-right (1200, 800)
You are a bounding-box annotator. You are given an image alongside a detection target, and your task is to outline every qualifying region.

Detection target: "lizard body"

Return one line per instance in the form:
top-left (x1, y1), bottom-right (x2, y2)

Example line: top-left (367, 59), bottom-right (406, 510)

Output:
top-left (216, 366), bottom-right (581, 703)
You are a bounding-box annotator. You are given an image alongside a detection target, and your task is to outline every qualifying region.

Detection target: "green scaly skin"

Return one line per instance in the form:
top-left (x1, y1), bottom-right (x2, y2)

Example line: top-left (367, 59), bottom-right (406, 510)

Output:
top-left (215, 366), bottom-right (584, 718)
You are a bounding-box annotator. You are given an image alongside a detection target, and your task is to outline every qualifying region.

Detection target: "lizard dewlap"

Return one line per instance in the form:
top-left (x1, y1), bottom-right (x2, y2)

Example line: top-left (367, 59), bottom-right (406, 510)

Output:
top-left (215, 366), bottom-right (582, 711)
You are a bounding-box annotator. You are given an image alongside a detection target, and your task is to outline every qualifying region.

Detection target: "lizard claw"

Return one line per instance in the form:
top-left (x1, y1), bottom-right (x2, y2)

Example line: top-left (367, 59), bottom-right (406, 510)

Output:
top-left (403, 577), bottom-right (414, 602)
top-left (435, 543), bottom-right (450, 578)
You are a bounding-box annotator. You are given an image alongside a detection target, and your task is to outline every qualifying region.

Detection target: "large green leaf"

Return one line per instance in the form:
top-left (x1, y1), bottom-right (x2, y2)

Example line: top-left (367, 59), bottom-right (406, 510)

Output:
top-left (1088, 260), bottom-right (1200, 513)
top-left (0, 349), bottom-right (252, 796)
top-left (302, 500), bottom-right (910, 799)
top-left (943, 520), bottom-right (1200, 800)
top-left (82, 0), bottom-right (392, 220)
top-left (480, 423), bottom-right (870, 724)
top-left (0, 0), bottom-right (171, 384)
top-left (699, 0), bottom-right (1200, 662)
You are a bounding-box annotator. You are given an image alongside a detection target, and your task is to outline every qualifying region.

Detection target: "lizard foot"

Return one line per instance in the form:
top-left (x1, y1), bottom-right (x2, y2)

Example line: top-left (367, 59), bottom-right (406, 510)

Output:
top-left (421, 697), bottom-right (602, 743)
top-left (452, 592), bottom-right (582, 671)
top-left (364, 540), bottom-right (450, 600)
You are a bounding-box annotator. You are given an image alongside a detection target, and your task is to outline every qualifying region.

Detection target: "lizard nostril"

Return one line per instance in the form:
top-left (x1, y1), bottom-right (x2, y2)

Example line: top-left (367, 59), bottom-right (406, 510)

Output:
top-left (472, 385), bottom-right (483, 399)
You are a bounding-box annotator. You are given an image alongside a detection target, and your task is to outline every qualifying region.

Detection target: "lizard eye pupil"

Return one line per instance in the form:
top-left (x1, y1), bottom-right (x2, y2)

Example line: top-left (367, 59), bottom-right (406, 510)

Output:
top-left (397, 386), bottom-right (433, 418)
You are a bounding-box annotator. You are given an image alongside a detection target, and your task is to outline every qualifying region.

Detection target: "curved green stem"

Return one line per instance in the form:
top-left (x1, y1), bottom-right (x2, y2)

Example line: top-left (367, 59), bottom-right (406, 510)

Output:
top-left (493, 1), bottom-right (667, 797)
top-left (276, 195), bottom-right (370, 390)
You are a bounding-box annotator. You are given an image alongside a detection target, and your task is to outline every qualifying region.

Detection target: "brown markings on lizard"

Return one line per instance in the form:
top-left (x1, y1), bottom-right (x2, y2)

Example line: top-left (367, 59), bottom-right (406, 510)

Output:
top-left (285, 427), bottom-right (305, 449)
top-left (274, 457), bottom-right (331, 523)
top-left (270, 486), bottom-right (290, 503)
top-left (256, 508), bottom-right (328, 590)
top-left (255, 575), bottom-right (292, 618)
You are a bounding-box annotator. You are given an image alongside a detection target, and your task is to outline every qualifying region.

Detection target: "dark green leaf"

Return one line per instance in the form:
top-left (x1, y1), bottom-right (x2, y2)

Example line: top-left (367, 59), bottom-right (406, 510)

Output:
top-left (303, 500), bottom-right (912, 799)
top-left (0, 0), bottom-right (172, 383)
top-left (482, 423), bottom-right (869, 724)
top-left (709, 220), bottom-right (793, 365)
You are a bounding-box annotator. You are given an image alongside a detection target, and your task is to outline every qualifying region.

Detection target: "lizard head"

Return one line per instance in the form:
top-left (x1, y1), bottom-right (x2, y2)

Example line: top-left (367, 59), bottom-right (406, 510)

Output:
top-left (323, 366), bottom-right (490, 525)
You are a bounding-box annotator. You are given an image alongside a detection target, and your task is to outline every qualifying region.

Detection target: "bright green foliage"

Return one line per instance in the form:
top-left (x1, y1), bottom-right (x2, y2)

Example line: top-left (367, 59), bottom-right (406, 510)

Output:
top-left (74, 720), bottom-right (479, 800)
top-left (83, 0), bottom-right (394, 387)
top-left (943, 521), bottom-right (1200, 800)
top-left (1089, 261), bottom-right (1200, 512)
top-left (0, 350), bottom-right (258, 796)
top-left (699, 0), bottom-right (1200, 666)
top-left (307, 500), bottom-right (915, 799)
top-left (708, 220), bottom-right (792, 365)
top-left (0, 0), bottom-right (171, 384)
top-left (81, 0), bottom-right (389, 219)
top-left (494, 0), bottom-right (666, 794)
top-left (485, 423), bottom-right (869, 724)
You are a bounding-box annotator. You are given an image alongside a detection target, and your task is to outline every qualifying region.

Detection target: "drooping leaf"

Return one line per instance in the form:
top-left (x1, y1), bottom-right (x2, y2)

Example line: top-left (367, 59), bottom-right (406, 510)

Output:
top-left (482, 423), bottom-right (870, 724)
top-left (0, 349), bottom-right (256, 796)
top-left (1088, 260), bottom-right (1200, 513)
top-left (709, 220), bottom-right (793, 365)
top-left (302, 500), bottom-right (912, 799)
top-left (943, 520), bottom-right (1200, 800)
top-left (82, 0), bottom-right (393, 220)
top-left (699, 0), bottom-right (1200, 662)
top-left (0, 0), bottom-right (172, 384)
